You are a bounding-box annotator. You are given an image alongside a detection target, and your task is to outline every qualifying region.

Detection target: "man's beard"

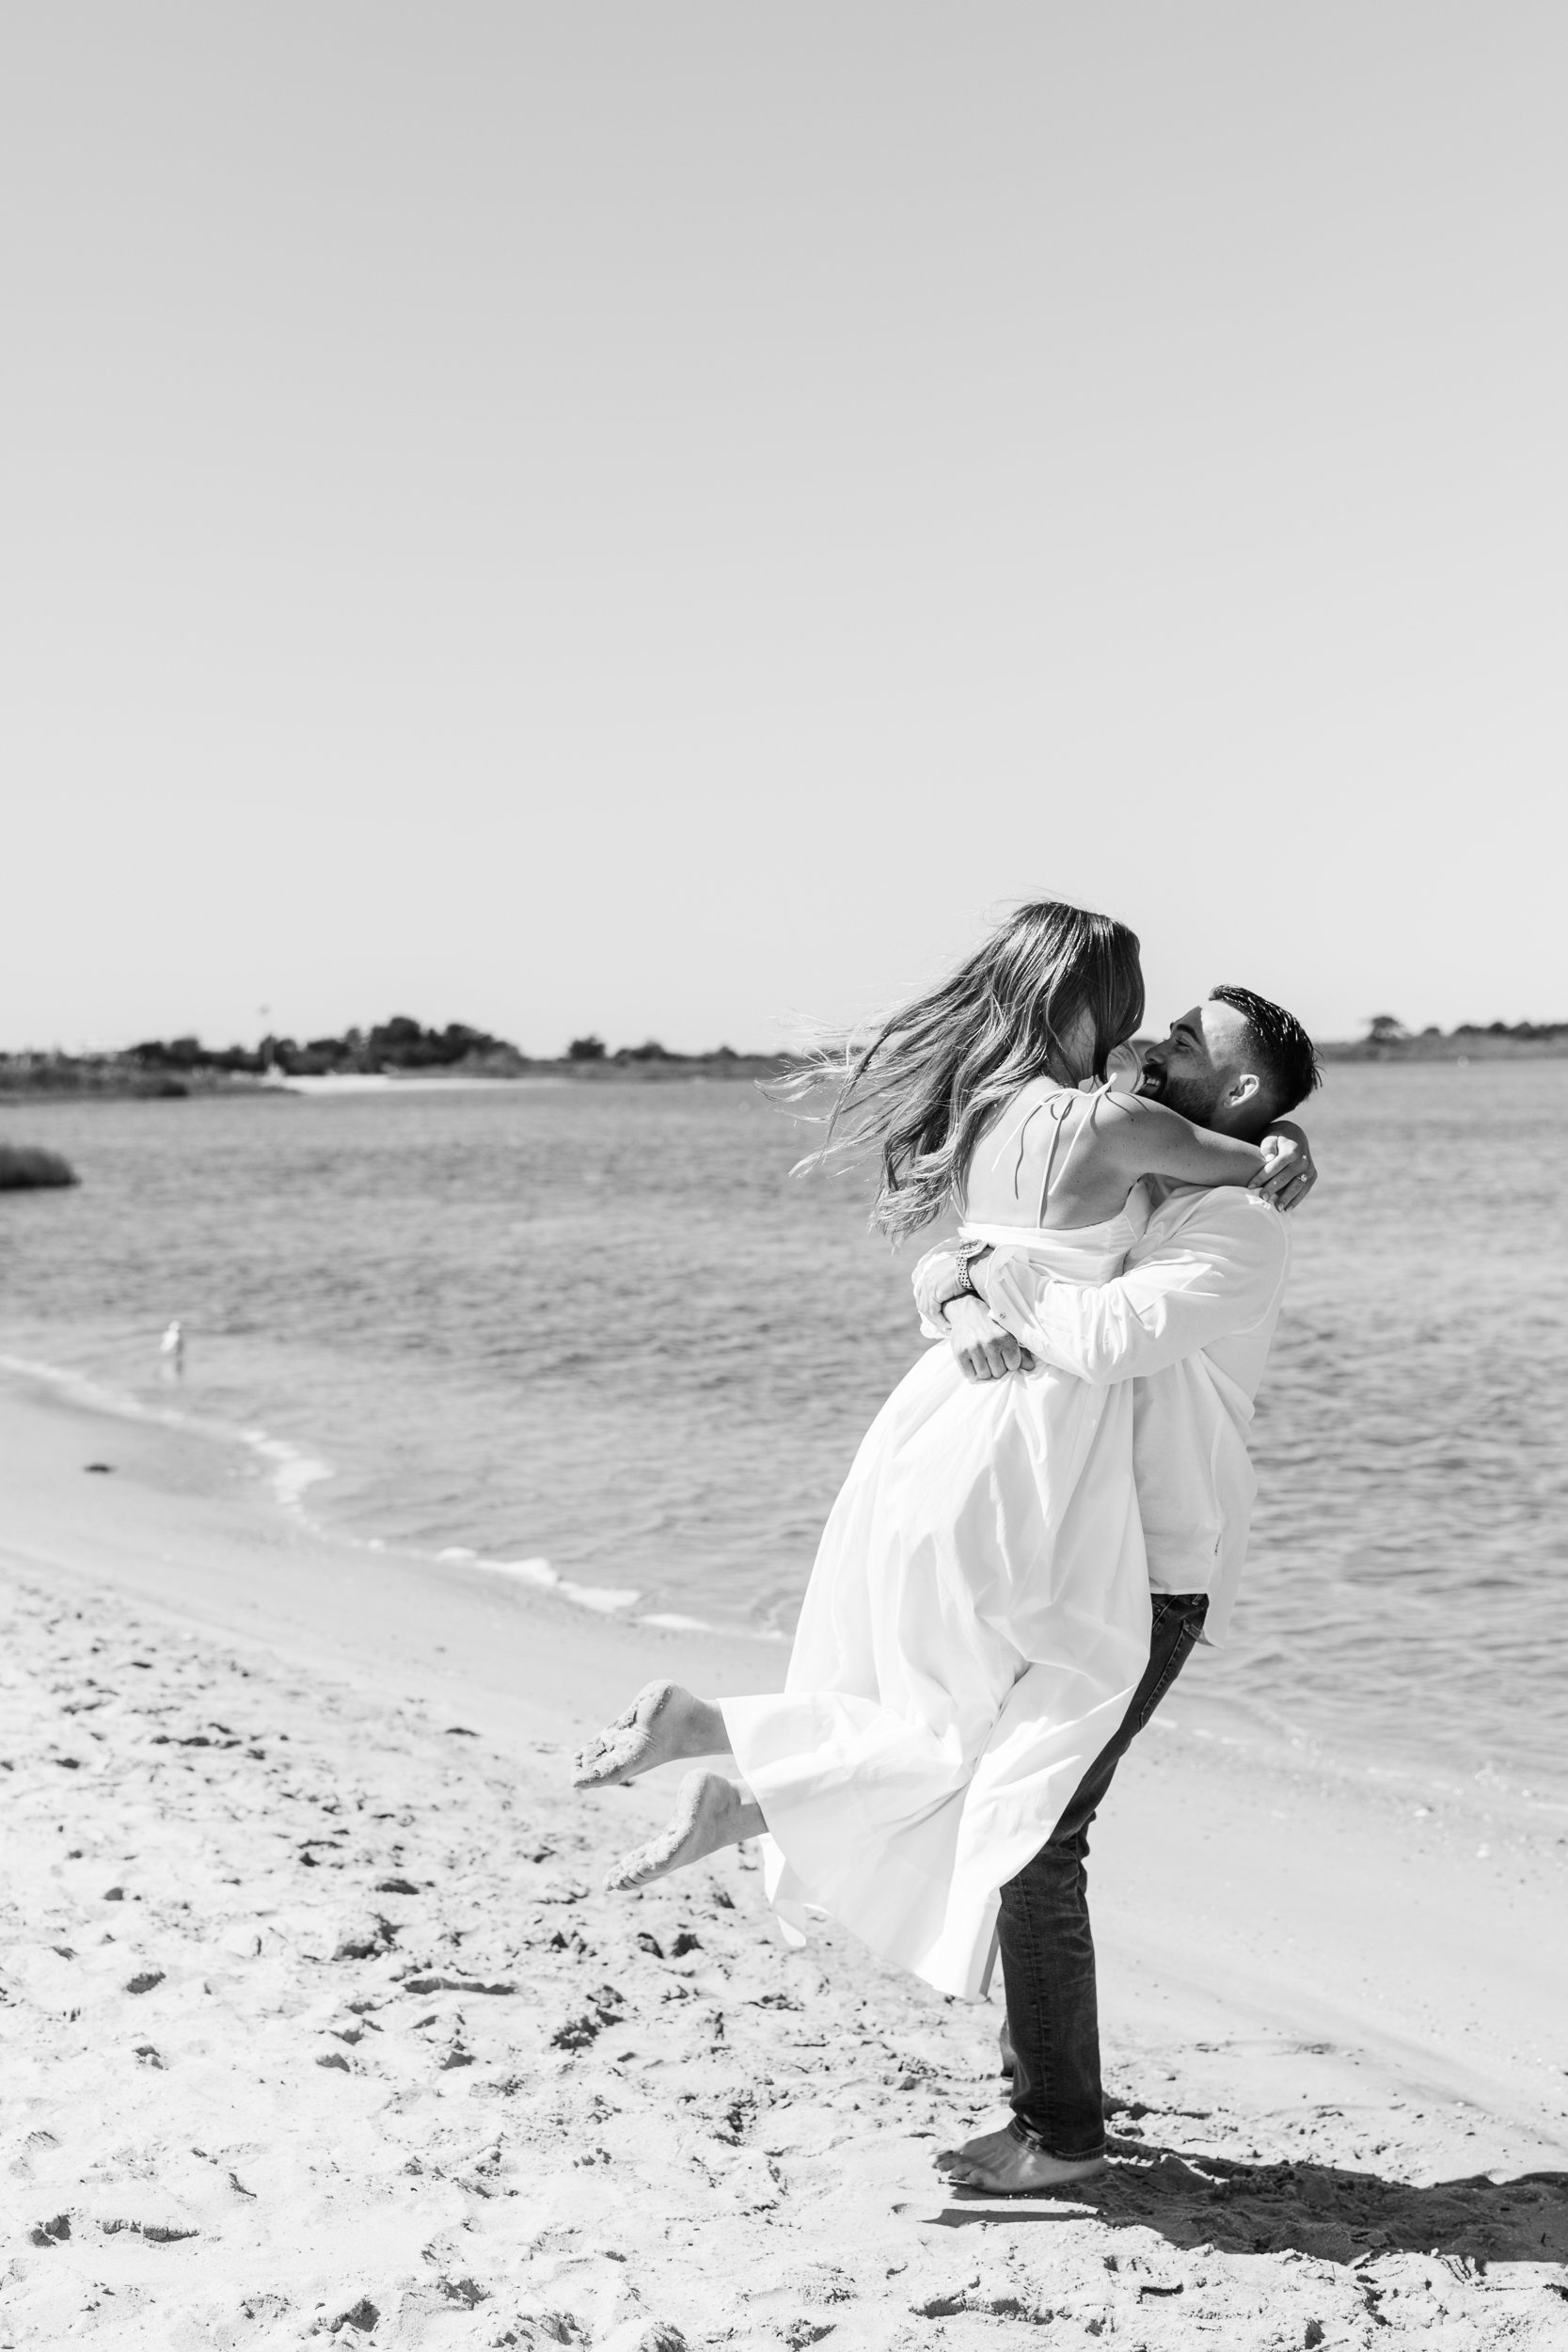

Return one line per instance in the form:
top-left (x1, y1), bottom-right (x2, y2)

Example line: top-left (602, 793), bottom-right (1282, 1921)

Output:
top-left (1139, 1063), bottom-right (1220, 1128)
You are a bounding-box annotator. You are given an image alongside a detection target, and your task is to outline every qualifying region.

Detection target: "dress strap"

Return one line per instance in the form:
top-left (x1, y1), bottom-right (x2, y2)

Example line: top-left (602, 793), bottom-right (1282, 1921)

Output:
top-left (1036, 1079), bottom-right (1114, 1226)
top-left (1032, 1096), bottom-right (1072, 1227)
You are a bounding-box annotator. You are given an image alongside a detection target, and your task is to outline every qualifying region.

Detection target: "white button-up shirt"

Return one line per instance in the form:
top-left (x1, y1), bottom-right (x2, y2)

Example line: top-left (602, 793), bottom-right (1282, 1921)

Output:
top-left (974, 1185), bottom-right (1291, 1647)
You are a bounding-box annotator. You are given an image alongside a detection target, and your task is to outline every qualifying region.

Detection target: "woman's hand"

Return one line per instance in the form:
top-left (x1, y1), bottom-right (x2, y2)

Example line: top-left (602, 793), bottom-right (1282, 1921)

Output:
top-left (943, 1295), bottom-right (1035, 1381)
top-left (912, 1247), bottom-right (968, 1326)
top-left (1251, 1121), bottom-right (1317, 1211)
top-left (1103, 1040), bottom-right (1144, 1093)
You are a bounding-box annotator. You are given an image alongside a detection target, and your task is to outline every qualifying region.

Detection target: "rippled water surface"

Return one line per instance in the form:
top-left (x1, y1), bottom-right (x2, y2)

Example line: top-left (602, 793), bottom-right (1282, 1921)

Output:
top-left (2, 1064), bottom-right (1564, 1800)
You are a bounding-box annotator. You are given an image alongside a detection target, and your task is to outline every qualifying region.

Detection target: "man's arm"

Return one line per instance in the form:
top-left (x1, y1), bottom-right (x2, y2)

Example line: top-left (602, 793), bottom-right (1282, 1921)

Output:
top-left (973, 1195), bottom-right (1289, 1385)
top-left (911, 1129), bottom-right (1314, 1336)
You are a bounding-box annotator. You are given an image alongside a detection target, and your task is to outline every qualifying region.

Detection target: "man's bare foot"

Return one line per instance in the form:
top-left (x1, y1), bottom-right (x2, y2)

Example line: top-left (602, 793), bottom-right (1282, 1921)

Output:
top-left (571, 1682), bottom-right (729, 1789)
top-left (602, 1771), bottom-right (765, 1890)
top-left (937, 2123), bottom-right (1106, 2194)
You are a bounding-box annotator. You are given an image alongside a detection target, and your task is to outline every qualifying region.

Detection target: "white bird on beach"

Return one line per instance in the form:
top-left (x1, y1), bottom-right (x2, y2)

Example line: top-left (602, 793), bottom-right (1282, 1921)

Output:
top-left (160, 1320), bottom-right (185, 1380)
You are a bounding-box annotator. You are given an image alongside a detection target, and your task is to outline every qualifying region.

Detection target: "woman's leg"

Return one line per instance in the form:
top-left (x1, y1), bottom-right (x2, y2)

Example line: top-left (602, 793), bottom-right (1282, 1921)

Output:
top-left (571, 1682), bottom-right (733, 1788)
top-left (603, 1771), bottom-right (765, 1890)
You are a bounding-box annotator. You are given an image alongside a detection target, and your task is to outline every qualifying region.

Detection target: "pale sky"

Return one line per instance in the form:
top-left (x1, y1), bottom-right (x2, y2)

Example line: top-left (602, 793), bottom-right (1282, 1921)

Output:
top-left (4, 4), bottom-right (1563, 1056)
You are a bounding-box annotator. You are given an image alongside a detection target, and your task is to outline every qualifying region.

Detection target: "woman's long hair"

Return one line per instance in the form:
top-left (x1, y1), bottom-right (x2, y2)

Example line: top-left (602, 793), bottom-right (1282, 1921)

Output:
top-left (781, 899), bottom-right (1145, 1241)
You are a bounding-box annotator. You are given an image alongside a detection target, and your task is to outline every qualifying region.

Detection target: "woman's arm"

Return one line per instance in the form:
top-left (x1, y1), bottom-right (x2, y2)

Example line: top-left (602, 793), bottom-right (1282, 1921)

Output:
top-left (1103, 1093), bottom-right (1267, 1188)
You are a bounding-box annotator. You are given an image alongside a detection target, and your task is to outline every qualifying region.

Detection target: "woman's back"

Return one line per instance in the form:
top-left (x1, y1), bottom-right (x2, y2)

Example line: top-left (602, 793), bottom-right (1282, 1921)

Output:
top-left (962, 1064), bottom-right (1272, 1237)
top-left (962, 1077), bottom-right (1138, 1233)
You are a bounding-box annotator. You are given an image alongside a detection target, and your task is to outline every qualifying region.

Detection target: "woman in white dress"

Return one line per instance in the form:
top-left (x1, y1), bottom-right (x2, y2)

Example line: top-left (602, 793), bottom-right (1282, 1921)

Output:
top-left (572, 901), bottom-right (1295, 2004)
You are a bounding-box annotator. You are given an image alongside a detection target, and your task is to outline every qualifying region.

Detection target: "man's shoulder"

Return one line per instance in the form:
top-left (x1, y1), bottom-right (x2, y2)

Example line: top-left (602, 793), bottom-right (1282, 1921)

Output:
top-left (1136, 1183), bottom-right (1291, 1269)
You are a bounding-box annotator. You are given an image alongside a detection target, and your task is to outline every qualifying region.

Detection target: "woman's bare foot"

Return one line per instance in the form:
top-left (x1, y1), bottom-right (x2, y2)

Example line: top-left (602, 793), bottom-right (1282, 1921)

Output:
top-left (602, 1771), bottom-right (765, 1890)
top-left (571, 1681), bottom-right (730, 1789)
top-left (937, 2123), bottom-right (1106, 2194)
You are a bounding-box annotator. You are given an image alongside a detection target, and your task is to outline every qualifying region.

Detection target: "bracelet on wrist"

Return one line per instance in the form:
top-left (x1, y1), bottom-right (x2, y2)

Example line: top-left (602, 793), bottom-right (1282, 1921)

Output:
top-left (933, 1242), bottom-right (990, 1319)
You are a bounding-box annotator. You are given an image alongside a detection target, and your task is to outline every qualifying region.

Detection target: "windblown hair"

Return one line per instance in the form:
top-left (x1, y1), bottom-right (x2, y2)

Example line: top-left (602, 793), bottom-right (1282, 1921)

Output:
top-left (781, 900), bottom-right (1145, 1241)
top-left (1209, 984), bottom-right (1323, 1120)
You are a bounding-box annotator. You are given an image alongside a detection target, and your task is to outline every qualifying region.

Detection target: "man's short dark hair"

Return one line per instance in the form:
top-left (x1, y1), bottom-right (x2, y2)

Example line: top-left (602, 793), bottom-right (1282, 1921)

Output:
top-left (1209, 984), bottom-right (1322, 1118)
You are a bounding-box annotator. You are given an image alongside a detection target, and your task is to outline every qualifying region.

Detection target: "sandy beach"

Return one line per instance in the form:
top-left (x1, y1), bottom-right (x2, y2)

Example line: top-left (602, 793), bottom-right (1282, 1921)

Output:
top-left (3, 1369), bottom-right (1565, 2350)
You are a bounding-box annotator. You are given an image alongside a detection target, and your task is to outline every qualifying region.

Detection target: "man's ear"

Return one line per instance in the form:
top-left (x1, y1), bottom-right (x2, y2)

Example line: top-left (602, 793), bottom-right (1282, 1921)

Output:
top-left (1225, 1071), bottom-right (1262, 1111)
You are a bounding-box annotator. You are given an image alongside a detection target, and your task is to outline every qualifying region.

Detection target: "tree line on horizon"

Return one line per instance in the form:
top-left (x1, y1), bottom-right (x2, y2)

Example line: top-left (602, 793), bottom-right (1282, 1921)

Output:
top-left (1363, 1014), bottom-right (1568, 1043)
top-left (127, 1016), bottom-right (516, 1077)
top-left (116, 1018), bottom-right (763, 1076)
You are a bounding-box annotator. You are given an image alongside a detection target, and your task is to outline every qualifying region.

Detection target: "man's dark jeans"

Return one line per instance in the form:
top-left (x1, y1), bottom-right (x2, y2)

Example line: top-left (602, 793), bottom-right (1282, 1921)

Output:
top-left (996, 1591), bottom-right (1210, 2160)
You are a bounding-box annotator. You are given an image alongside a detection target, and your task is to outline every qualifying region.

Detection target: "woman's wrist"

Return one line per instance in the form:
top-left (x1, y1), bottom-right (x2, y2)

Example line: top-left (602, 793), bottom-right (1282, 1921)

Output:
top-left (954, 1239), bottom-right (993, 1306)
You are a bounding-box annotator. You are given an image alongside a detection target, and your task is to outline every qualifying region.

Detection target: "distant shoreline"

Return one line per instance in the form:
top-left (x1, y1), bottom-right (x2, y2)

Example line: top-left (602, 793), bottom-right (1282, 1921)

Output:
top-left (1316, 1031), bottom-right (1568, 1063)
top-left (0, 1053), bottom-right (795, 1101)
top-left (5, 1033), bottom-right (1567, 1103)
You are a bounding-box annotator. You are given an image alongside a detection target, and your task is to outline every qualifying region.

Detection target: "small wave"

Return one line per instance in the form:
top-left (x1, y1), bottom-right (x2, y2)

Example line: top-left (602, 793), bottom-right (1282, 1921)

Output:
top-left (640, 1609), bottom-right (788, 1641)
top-left (560, 1580), bottom-right (641, 1614)
top-left (0, 1352), bottom-right (335, 1527)
top-left (0, 1348), bottom-right (779, 1642)
top-left (380, 1531), bottom-right (798, 1635)
top-left (239, 1429), bottom-right (335, 1518)
top-left (472, 1555), bottom-right (561, 1590)
top-left (0, 1350), bottom-right (192, 1431)
top-left (459, 1549), bottom-right (784, 1635)
top-left (434, 1546), bottom-right (635, 1613)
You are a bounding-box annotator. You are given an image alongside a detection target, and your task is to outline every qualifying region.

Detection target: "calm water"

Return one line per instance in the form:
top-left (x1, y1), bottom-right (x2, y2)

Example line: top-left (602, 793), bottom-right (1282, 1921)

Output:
top-left (3, 1065), bottom-right (1565, 1804)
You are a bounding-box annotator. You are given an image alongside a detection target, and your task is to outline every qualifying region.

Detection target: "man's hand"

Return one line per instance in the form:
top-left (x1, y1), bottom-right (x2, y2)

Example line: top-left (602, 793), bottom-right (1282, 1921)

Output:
top-left (943, 1295), bottom-right (1035, 1381)
top-left (1250, 1121), bottom-right (1317, 1212)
